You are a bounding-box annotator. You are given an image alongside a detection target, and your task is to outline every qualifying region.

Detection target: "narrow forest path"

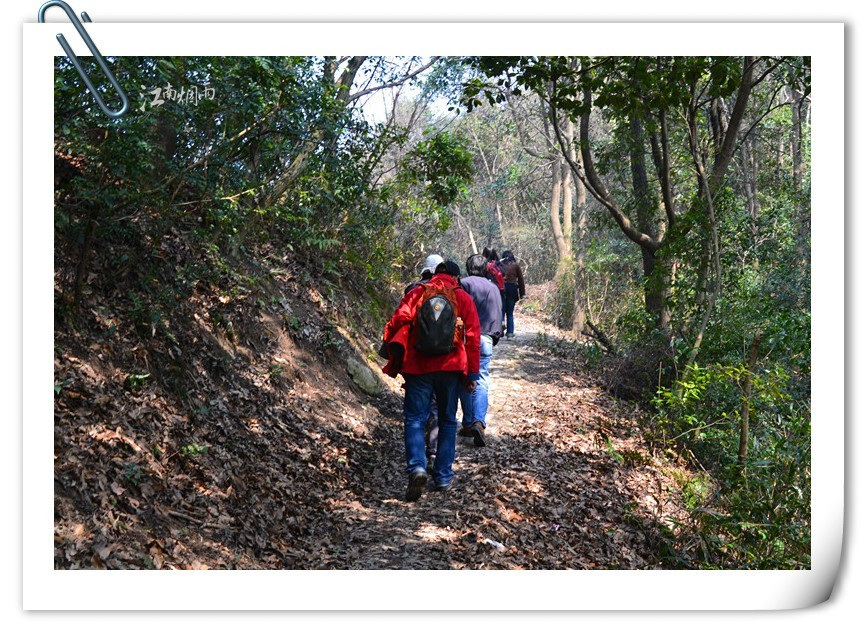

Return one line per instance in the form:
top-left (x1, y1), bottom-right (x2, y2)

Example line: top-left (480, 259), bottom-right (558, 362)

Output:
top-left (330, 302), bottom-right (689, 570)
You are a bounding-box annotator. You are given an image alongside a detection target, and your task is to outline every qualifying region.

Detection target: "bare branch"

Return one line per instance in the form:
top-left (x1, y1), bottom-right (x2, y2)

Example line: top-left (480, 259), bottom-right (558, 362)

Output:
top-left (733, 83), bottom-right (789, 155)
top-left (650, 109), bottom-right (676, 227)
top-left (751, 56), bottom-right (785, 88)
top-left (346, 57), bottom-right (441, 103)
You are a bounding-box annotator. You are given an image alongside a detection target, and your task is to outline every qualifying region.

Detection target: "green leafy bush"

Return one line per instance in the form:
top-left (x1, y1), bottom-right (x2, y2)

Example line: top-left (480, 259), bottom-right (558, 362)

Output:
top-left (653, 363), bottom-right (810, 569)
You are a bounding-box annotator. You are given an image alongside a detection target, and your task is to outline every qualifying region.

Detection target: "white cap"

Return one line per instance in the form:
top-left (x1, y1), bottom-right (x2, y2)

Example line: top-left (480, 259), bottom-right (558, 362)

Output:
top-left (421, 254), bottom-right (444, 275)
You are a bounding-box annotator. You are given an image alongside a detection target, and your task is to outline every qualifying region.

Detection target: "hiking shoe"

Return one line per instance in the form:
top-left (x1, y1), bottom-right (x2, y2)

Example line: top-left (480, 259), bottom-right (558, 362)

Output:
top-left (406, 469), bottom-right (427, 502)
top-left (435, 476), bottom-right (455, 492)
top-left (470, 422), bottom-right (486, 447)
top-left (458, 425), bottom-right (474, 438)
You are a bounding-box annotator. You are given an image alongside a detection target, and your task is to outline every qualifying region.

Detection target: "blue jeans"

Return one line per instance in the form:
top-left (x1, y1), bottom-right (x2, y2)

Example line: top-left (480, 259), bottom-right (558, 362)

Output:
top-left (403, 372), bottom-right (461, 486)
top-left (503, 283), bottom-right (519, 335)
top-left (459, 334), bottom-right (493, 428)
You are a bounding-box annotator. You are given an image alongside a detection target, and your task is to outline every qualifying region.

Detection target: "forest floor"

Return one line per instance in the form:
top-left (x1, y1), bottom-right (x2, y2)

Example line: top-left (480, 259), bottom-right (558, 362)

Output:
top-left (54, 271), bottom-right (695, 570)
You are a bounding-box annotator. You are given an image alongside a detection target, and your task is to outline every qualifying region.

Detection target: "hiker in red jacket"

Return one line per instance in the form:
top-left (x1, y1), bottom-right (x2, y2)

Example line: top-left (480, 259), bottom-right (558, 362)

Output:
top-left (482, 247), bottom-right (506, 295)
top-left (403, 253), bottom-right (444, 467)
top-left (382, 260), bottom-right (481, 502)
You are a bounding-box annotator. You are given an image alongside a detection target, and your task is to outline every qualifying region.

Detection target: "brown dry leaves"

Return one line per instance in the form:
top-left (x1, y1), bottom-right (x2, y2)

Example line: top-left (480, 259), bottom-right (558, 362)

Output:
top-left (54, 276), bottom-right (690, 570)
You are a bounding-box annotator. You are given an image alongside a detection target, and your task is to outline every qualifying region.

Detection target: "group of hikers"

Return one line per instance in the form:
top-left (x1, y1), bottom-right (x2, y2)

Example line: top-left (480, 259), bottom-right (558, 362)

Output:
top-left (380, 248), bottom-right (526, 502)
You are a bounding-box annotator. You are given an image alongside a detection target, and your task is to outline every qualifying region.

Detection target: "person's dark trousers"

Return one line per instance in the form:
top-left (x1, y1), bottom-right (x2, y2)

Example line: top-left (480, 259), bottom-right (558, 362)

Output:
top-left (503, 282), bottom-right (519, 335)
top-left (403, 371), bottom-right (461, 487)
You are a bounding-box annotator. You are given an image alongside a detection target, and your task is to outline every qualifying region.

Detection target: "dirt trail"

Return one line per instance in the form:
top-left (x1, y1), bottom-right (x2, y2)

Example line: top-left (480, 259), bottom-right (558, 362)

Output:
top-left (332, 305), bottom-right (688, 570)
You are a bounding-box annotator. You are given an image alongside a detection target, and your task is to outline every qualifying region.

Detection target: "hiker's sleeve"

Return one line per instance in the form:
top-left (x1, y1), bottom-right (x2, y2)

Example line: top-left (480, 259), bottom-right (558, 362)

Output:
top-left (517, 264), bottom-right (526, 298)
top-left (383, 286), bottom-right (420, 341)
top-left (461, 291), bottom-right (481, 380)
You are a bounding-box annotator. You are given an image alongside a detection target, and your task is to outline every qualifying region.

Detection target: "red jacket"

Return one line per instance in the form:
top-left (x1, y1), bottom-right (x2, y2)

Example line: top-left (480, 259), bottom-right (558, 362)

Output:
top-left (382, 273), bottom-right (481, 380)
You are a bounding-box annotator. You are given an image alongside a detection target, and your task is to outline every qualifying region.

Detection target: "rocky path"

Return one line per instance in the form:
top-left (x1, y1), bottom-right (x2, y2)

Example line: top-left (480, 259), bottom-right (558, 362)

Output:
top-left (332, 305), bottom-right (689, 570)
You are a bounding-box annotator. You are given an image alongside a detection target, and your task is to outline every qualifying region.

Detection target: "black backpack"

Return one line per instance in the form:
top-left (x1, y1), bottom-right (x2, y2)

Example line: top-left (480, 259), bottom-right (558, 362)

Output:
top-left (414, 283), bottom-right (460, 355)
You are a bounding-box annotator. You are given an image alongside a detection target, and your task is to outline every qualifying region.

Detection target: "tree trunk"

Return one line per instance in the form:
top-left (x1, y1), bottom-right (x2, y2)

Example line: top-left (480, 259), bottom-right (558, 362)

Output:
top-left (263, 56), bottom-right (367, 209)
top-left (561, 159), bottom-right (573, 256)
top-left (549, 157), bottom-right (569, 260)
top-left (655, 254), bottom-right (674, 333)
top-left (776, 133), bottom-right (786, 187)
top-left (741, 134), bottom-right (760, 246)
top-left (683, 102), bottom-right (725, 372)
top-left (682, 56), bottom-right (754, 367)
top-left (708, 57), bottom-right (754, 192)
top-left (495, 200), bottom-right (504, 241)
top-left (710, 97), bottom-right (725, 150)
top-left (454, 208), bottom-right (478, 254)
top-left (629, 114), bottom-right (666, 326)
top-left (572, 148), bottom-right (588, 339)
top-left (69, 203), bottom-right (100, 319)
top-left (791, 84), bottom-right (805, 188)
top-left (791, 83), bottom-right (810, 271)
top-left (572, 191), bottom-right (588, 338)
top-left (562, 57), bottom-right (755, 338)
top-left (561, 118), bottom-right (576, 255)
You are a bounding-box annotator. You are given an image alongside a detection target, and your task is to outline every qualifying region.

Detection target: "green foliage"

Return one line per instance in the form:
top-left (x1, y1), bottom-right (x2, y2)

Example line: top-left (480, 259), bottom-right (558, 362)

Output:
top-left (54, 379), bottom-right (72, 395)
top-left (381, 127), bottom-right (479, 277)
top-left (653, 362), bottom-right (810, 569)
top-left (404, 130), bottom-right (475, 206)
top-left (180, 443), bottom-right (209, 459)
top-left (54, 56), bottom-right (445, 305)
top-left (456, 58), bottom-right (811, 569)
top-left (461, 56), bottom-right (751, 120)
top-left (672, 471), bottom-right (713, 510)
top-left (122, 462), bottom-right (144, 487)
top-left (603, 437), bottom-right (625, 466)
top-left (390, 128), bottom-right (475, 234)
top-left (125, 373), bottom-right (151, 391)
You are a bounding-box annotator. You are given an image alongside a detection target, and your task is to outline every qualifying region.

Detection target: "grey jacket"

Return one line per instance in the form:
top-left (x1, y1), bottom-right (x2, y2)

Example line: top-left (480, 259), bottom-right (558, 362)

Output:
top-left (460, 275), bottom-right (504, 341)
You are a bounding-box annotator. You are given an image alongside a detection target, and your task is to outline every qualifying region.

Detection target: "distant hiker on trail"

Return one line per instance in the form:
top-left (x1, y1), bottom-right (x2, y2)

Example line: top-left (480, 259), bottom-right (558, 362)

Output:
top-left (484, 247), bottom-right (506, 332)
top-left (382, 260), bottom-right (481, 502)
top-left (499, 250), bottom-right (525, 339)
top-left (482, 247), bottom-right (506, 297)
top-left (457, 253), bottom-right (503, 447)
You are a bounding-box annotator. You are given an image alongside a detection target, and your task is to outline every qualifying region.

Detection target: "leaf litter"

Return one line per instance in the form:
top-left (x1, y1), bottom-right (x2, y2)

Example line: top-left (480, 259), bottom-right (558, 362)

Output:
top-left (55, 268), bottom-right (696, 570)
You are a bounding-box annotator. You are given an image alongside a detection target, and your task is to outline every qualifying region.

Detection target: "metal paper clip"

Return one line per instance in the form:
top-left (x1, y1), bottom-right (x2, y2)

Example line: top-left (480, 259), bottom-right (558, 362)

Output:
top-left (38, 0), bottom-right (129, 118)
